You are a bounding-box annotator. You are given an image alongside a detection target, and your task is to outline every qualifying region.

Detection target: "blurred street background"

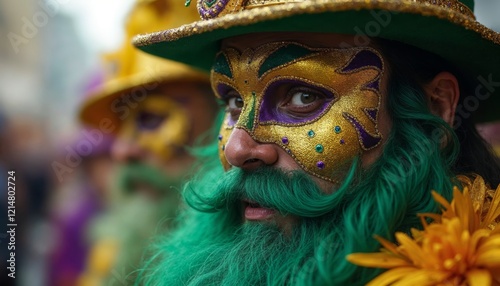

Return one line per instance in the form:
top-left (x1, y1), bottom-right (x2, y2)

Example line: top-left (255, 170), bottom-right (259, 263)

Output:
top-left (0, 1), bottom-right (499, 285)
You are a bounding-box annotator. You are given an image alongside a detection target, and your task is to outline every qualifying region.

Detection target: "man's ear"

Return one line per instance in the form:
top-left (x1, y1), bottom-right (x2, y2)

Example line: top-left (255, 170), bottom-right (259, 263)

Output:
top-left (423, 72), bottom-right (460, 126)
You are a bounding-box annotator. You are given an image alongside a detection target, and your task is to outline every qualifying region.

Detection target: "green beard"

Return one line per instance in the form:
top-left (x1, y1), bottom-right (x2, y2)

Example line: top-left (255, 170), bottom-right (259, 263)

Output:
top-left (165, 222), bottom-right (321, 285)
top-left (115, 162), bottom-right (185, 200)
top-left (138, 165), bottom-right (350, 285)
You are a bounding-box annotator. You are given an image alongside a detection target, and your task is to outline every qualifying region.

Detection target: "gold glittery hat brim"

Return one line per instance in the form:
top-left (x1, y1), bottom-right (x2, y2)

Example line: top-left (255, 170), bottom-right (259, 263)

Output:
top-left (133, 0), bottom-right (500, 122)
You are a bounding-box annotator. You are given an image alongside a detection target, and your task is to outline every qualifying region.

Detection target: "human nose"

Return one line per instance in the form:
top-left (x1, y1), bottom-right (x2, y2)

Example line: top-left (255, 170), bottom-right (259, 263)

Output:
top-left (224, 128), bottom-right (278, 170)
top-left (110, 138), bottom-right (144, 163)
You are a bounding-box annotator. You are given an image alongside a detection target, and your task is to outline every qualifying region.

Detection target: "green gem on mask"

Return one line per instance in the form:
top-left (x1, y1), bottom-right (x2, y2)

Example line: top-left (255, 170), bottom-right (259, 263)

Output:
top-left (307, 130), bottom-right (315, 138)
top-left (334, 126), bottom-right (342, 134)
top-left (315, 144), bottom-right (324, 153)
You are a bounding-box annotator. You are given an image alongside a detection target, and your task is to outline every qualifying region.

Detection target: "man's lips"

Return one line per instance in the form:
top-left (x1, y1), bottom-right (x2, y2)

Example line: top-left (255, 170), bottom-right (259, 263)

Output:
top-left (242, 199), bottom-right (276, 221)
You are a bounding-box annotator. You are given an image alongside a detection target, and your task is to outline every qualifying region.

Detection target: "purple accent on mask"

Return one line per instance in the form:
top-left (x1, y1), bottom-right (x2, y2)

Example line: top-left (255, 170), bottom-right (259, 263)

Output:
top-left (343, 112), bottom-right (381, 149)
top-left (226, 115), bottom-right (236, 126)
top-left (340, 50), bottom-right (383, 73)
top-left (259, 79), bottom-right (335, 124)
top-left (281, 137), bottom-right (289, 144)
top-left (340, 139), bottom-right (345, 144)
top-left (366, 79), bottom-right (380, 91)
top-left (217, 83), bottom-right (237, 126)
top-left (217, 83), bottom-right (234, 99)
top-left (365, 108), bottom-right (378, 122)
top-left (218, 134), bottom-right (223, 141)
top-left (316, 161), bottom-right (325, 169)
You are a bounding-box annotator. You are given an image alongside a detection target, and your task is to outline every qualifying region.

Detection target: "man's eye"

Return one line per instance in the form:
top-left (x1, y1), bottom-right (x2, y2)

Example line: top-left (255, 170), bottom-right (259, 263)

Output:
top-left (289, 91), bottom-right (318, 106)
top-left (136, 112), bottom-right (167, 130)
top-left (228, 97), bottom-right (244, 109)
top-left (282, 87), bottom-right (326, 115)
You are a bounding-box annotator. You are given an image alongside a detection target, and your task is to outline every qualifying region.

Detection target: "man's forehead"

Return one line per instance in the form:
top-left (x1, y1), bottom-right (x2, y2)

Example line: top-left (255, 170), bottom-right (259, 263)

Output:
top-left (220, 32), bottom-right (372, 51)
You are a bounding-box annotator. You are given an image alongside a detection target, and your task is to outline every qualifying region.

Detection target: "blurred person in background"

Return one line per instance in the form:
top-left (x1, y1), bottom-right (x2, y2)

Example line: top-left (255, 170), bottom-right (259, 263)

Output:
top-left (48, 131), bottom-right (115, 286)
top-left (47, 71), bottom-right (116, 286)
top-left (75, 0), bottom-right (219, 284)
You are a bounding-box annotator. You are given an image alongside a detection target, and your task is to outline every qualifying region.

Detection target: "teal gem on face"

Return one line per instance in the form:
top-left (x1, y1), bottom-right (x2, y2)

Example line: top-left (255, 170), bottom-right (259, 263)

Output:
top-left (334, 126), bottom-right (342, 134)
top-left (315, 144), bottom-right (324, 153)
top-left (307, 130), bottom-right (315, 138)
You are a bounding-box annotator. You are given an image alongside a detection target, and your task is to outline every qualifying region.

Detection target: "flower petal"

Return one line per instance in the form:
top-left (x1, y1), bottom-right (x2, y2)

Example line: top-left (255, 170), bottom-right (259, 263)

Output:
top-left (366, 267), bottom-right (417, 286)
top-left (431, 190), bottom-right (452, 213)
top-left (477, 234), bottom-right (500, 256)
top-left (394, 232), bottom-right (426, 265)
top-left (468, 175), bottom-right (486, 214)
top-left (347, 253), bottom-right (410, 268)
top-left (482, 184), bottom-right (500, 228)
top-left (475, 249), bottom-right (500, 267)
top-left (466, 269), bottom-right (492, 286)
top-left (375, 235), bottom-right (400, 255)
top-left (392, 269), bottom-right (450, 286)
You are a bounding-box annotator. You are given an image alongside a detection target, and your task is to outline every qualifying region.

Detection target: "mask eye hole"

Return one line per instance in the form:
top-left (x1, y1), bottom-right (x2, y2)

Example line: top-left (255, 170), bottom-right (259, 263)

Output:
top-left (228, 96), bottom-right (244, 109)
top-left (282, 86), bottom-right (326, 116)
top-left (136, 111), bottom-right (167, 130)
top-left (259, 80), bottom-right (335, 124)
top-left (216, 84), bottom-right (243, 125)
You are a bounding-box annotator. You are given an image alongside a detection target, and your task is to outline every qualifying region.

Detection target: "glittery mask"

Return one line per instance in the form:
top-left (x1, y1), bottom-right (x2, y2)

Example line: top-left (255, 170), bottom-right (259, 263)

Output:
top-left (119, 95), bottom-right (189, 160)
top-left (212, 42), bottom-right (384, 183)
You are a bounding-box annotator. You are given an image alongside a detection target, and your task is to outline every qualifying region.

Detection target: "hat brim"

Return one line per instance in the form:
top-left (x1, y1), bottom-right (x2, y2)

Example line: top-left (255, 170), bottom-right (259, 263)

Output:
top-left (134, 0), bottom-right (500, 122)
top-left (79, 70), bottom-right (209, 132)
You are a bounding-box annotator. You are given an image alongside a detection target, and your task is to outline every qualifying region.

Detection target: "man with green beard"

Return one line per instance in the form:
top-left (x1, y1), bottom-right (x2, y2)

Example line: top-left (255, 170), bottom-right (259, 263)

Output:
top-left (133, 0), bottom-right (500, 284)
top-left (76, 0), bottom-right (218, 285)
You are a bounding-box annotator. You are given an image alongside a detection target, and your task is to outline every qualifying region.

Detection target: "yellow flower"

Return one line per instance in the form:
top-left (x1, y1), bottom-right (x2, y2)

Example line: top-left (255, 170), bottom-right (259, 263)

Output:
top-left (347, 176), bottom-right (500, 286)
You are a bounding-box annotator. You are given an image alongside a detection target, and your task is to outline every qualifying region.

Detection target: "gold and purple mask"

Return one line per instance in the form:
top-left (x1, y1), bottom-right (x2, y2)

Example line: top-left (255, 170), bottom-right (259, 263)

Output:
top-left (119, 95), bottom-right (189, 160)
top-left (212, 42), bottom-right (384, 183)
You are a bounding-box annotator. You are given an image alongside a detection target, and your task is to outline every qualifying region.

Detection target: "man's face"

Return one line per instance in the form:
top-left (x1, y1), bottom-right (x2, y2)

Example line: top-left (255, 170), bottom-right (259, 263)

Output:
top-left (111, 82), bottom-right (215, 198)
top-left (212, 33), bottom-right (392, 228)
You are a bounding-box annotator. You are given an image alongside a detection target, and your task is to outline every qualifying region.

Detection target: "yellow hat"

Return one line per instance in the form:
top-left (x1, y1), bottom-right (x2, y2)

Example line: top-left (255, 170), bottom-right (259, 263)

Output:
top-left (79, 0), bottom-right (209, 130)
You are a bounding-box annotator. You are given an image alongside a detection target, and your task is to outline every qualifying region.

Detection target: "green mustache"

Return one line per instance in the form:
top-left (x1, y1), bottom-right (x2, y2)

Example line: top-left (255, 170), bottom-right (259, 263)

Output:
top-left (185, 161), bottom-right (357, 218)
top-left (115, 163), bottom-right (186, 196)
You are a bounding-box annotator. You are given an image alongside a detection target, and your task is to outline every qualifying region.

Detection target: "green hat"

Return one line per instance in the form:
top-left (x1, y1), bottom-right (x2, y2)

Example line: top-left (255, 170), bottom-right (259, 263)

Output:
top-left (133, 0), bottom-right (500, 122)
